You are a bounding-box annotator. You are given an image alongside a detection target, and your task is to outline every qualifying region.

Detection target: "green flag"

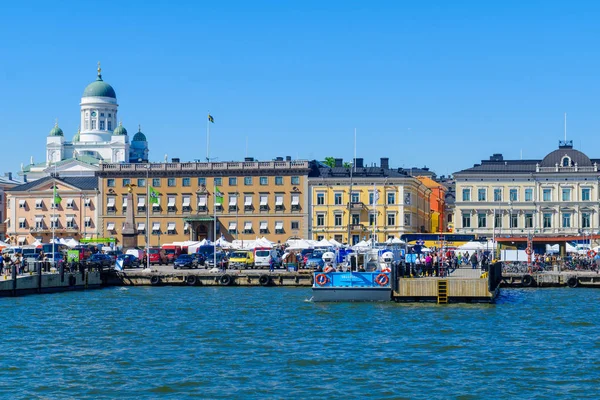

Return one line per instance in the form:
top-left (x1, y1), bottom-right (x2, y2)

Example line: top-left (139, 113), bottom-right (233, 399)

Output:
top-left (214, 186), bottom-right (223, 204)
top-left (149, 186), bottom-right (160, 204)
top-left (53, 185), bottom-right (62, 205)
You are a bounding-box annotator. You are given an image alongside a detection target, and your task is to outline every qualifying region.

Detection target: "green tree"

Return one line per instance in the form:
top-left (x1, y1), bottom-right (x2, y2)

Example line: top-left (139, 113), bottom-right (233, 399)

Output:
top-left (343, 162), bottom-right (351, 168)
top-left (323, 157), bottom-right (335, 167)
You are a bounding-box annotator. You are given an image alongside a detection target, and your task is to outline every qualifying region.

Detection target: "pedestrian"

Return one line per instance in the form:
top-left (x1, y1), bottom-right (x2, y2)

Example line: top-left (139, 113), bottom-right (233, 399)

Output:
top-left (269, 256), bottom-right (274, 272)
top-left (470, 252), bottom-right (478, 269)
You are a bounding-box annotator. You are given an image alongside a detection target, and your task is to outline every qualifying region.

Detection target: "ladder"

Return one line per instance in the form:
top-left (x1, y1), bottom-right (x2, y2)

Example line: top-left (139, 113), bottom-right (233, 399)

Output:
top-left (437, 279), bottom-right (448, 304)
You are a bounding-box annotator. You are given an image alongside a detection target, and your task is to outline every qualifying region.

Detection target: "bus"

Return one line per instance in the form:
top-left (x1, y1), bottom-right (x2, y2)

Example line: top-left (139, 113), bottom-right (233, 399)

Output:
top-left (400, 233), bottom-right (478, 248)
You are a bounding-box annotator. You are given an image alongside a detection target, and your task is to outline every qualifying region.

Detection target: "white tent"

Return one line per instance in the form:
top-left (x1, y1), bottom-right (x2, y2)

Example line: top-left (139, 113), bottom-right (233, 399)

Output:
top-left (31, 239), bottom-right (42, 247)
top-left (65, 238), bottom-right (80, 248)
top-left (352, 240), bottom-right (371, 251)
top-left (457, 241), bottom-right (485, 251)
top-left (315, 238), bottom-right (332, 247)
top-left (286, 239), bottom-right (312, 250)
top-left (328, 238), bottom-right (342, 247)
top-left (59, 238), bottom-right (67, 245)
top-left (0, 240), bottom-right (11, 247)
top-left (215, 236), bottom-right (233, 249)
top-left (385, 237), bottom-right (405, 245)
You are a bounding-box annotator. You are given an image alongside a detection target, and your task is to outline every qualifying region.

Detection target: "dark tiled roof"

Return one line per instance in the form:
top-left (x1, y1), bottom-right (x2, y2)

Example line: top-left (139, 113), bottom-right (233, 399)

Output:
top-left (454, 160), bottom-right (538, 174)
top-left (540, 148), bottom-right (593, 167)
top-left (309, 164), bottom-right (410, 178)
top-left (8, 176), bottom-right (98, 192)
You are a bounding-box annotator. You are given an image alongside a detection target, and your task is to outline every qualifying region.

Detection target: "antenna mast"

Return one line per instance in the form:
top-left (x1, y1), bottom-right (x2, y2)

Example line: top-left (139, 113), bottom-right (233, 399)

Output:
top-left (564, 112), bottom-right (567, 142)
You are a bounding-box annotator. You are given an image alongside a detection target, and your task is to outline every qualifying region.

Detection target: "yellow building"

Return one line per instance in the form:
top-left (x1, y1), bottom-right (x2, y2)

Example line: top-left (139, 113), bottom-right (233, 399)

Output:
top-left (309, 158), bottom-right (431, 244)
top-left (97, 159), bottom-right (310, 247)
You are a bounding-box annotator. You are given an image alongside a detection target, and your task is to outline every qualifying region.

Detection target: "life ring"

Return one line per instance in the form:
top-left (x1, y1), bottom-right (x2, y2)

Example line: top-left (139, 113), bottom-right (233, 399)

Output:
top-left (375, 273), bottom-right (389, 286)
top-left (567, 277), bottom-right (578, 288)
top-left (150, 276), bottom-right (161, 285)
top-left (525, 248), bottom-right (532, 255)
top-left (588, 250), bottom-right (597, 258)
top-left (186, 275), bottom-right (197, 286)
top-left (324, 266), bottom-right (334, 273)
top-left (381, 267), bottom-right (391, 273)
top-left (219, 274), bottom-right (233, 286)
top-left (258, 274), bottom-right (271, 286)
top-left (522, 274), bottom-right (534, 287)
top-left (68, 275), bottom-right (76, 287)
top-left (315, 273), bottom-right (328, 286)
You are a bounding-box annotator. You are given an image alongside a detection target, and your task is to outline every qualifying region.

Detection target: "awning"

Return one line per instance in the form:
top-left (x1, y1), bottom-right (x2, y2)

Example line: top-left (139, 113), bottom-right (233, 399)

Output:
top-left (184, 222), bottom-right (189, 230)
top-left (138, 197), bottom-right (146, 206)
top-left (35, 199), bottom-right (43, 207)
top-left (66, 216), bottom-right (75, 222)
top-left (67, 198), bottom-right (74, 207)
top-left (107, 222), bottom-right (115, 230)
top-left (167, 197), bottom-right (175, 207)
top-left (275, 196), bottom-right (283, 206)
top-left (18, 217), bottom-right (25, 223)
top-left (152, 222), bottom-right (160, 230)
top-left (244, 222), bottom-right (252, 230)
top-left (275, 222), bottom-right (284, 230)
top-left (84, 198), bottom-right (91, 206)
top-left (198, 196), bottom-right (207, 206)
top-left (137, 223), bottom-right (145, 230)
top-left (229, 196), bottom-right (237, 206)
top-left (50, 216), bottom-right (59, 222)
top-left (291, 195), bottom-right (300, 205)
top-left (244, 196), bottom-right (252, 206)
top-left (85, 217), bottom-right (91, 222)
top-left (182, 197), bottom-right (191, 207)
top-left (260, 221), bottom-right (268, 230)
top-left (18, 200), bottom-right (25, 207)
top-left (107, 197), bottom-right (115, 206)
top-left (18, 236), bottom-right (26, 244)
top-left (35, 216), bottom-right (43, 222)
top-left (229, 222), bottom-right (237, 230)
top-left (167, 222), bottom-right (176, 231)
top-left (260, 195), bottom-right (268, 206)
top-left (123, 197), bottom-right (128, 207)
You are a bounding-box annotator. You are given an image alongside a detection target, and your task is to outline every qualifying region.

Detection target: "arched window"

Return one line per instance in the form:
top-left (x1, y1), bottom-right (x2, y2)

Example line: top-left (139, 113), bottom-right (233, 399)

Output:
top-left (562, 157), bottom-right (570, 167)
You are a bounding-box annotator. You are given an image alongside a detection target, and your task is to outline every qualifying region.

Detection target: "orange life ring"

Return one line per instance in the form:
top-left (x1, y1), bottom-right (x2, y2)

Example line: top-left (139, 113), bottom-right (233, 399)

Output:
top-left (525, 248), bottom-right (532, 255)
top-left (381, 267), bottom-right (391, 273)
top-left (315, 273), bottom-right (329, 286)
top-left (588, 250), bottom-right (597, 258)
top-left (375, 273), bottom-right (389, 286)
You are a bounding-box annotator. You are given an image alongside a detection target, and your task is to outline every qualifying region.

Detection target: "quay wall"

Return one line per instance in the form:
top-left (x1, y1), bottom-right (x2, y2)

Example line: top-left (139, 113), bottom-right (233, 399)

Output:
top-left (0, 271), bottom-right (102, 297)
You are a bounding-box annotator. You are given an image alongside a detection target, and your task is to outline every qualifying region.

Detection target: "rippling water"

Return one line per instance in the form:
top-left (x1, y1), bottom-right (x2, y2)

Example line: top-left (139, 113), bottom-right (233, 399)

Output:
top-left (1, 287), bottom-right (599, 399)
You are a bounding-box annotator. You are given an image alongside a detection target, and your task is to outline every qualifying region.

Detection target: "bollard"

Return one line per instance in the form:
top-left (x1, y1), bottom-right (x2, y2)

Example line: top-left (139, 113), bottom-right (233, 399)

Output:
top-left (11, 265), bottom-right (17, 296)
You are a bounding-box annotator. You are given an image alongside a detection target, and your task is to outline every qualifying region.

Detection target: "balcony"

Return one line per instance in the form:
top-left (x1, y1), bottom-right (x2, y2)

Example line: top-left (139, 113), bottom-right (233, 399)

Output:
top-left (350, 224), bottom-right (365, 230)
top-left (348, 202), bottom-right (365, 210)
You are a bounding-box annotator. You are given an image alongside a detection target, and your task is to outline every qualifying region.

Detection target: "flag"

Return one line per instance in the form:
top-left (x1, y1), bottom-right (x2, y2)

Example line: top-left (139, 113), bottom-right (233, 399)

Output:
top-left (208, 114), bottom-right (214, 123)
top-left (149, 186), bottom-right (160, 204)
top-left (53, 185), bottom-right (62, 205)
top-left (214, 186), bottom-right (223, 204)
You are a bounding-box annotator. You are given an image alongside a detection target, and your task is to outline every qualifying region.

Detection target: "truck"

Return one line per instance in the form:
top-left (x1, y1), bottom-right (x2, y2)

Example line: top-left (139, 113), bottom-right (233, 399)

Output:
top-left (254, 248), bottom-right (281, 269)
top-left (161, 244), bottom-right (182, 263)
top-left (228, 250), bottom-right (255, 269)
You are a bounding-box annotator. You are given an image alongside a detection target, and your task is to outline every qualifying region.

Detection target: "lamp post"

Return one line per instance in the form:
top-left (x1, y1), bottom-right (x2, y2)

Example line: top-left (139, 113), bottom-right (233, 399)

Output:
top-left (145, 163), bottom-right (150, 269)
top-left (346, 161), bottom-right (353, 246)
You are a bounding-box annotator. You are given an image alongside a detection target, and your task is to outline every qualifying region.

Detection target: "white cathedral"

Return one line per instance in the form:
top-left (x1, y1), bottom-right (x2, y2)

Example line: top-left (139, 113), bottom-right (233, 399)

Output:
top-left (20, 64), bottom-right (149, 181)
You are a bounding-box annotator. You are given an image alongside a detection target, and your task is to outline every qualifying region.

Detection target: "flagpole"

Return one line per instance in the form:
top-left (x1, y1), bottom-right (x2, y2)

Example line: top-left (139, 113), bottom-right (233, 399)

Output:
top-left (52, 164), bottom-right (56, 263)
top-left (207, 112), bottom-right (210, 161)
top-left (213, 181), bottom-right (217, 270)
top-left (146, 164), bottom-right (150, 269)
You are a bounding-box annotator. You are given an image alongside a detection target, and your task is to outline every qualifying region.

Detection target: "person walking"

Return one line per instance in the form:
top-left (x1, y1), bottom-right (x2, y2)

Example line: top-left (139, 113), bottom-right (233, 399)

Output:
top-left (269, 256), bottom-right (274, 272)
top-left (470, 252), bottom-right (478, 269)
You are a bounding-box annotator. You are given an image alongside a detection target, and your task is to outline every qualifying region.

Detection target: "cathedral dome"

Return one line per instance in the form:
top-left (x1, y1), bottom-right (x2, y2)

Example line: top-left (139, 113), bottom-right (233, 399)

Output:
top-left (82, 64), bottom-right (116, 99)
top-left (49, 122), bottom-right (63, 137)
top-left (133, 126), bottom-right (147, 142)
top-left (113, 122), bottom-right (127, 136)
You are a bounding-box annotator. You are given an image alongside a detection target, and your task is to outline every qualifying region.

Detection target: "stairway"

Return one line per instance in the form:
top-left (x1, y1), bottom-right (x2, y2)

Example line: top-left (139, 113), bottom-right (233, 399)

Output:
top-left (437, 280), bottom-right (448, 304)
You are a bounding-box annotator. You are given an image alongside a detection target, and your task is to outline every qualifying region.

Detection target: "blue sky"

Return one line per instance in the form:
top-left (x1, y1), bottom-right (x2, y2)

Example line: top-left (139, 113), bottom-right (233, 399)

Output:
top-left (2, 0), bottom-right (600, 178)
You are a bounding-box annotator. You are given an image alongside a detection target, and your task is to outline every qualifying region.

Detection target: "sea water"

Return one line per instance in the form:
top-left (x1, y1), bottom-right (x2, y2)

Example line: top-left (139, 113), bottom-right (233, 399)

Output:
top-left (0, 287), bottom-right (599, 399)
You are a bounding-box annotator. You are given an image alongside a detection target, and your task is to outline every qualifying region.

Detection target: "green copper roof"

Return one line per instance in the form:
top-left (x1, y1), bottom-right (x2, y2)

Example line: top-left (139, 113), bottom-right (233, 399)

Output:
top-left (112, 122), bottom-right (127, 136)
top-left (72, 128), bottom-right (80, 142)
top-left (49, 123), bottom-right (63, 137)
top-left (82, 64), bottom-right (116, 98)
top-left (133, 126), bottom-right (147, 142)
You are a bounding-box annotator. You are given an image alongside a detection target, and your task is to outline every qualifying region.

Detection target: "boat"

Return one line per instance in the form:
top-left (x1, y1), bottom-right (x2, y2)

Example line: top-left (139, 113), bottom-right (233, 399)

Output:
top-left (311, 250), bottom-right (394, 302)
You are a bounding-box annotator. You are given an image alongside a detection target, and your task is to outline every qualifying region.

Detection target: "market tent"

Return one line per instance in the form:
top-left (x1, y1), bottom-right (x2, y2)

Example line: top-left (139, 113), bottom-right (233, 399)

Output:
top-left (215, 236), bottom-right (233, 249)
top-left (457, 241), bottom-right (485, 251)
top-left (315, 238), bottom-right (332, 247)
top-left (65, 238), bottom-right (80, 248)
top-left (352, 240), bottom-right (371, 251)
top-left (286, 239), bottom-right (312, 250)
top-left (328, 238), bottom-right (342, 247)
top-left (385, 237), bottom-right (405, 245)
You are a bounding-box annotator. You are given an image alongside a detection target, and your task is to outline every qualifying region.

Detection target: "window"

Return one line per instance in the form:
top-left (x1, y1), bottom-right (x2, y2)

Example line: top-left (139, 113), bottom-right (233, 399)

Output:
top-left (334, 214), bottom-right (343, 226)
top-left (35, 217), bottom-right (44, 229)
top-left (493, 189), bottom-right (502, 202)
top-left (91, 120), bottom-right (96, 129)
top-left (352, 214), bottom-right (360, 225)
top-left (291, 176), bottom-right (300, 185)
top-left (122, 197), bottom-right (128, 212)
top-left (525, 188), bottom-right (533, 202)
top-left (168, 178), bottom-right (176, 187)
top-left (291, 194), bottom-right (300, 210)
top-left (509, 189), bottom-right (517, 202)
top-left (543, 189), bottom-right (551, 201)
top-left (152, 222), bottom-right (161, 234)
top-left (137, 196), bottom-right (146, 212)
top-left (100, 112), bottom-right (105, 117)
top-left (99, 121), bottom-right (105, 130)
top-left (66, 217), bottom-right (75, 229)
top-left (18, 200), bottom-right (26, 209)
top-left (50, 217), bottom-right (59, 229)
top-left (259, 194), bottom-right (268, 211)
top-left (562, 188), bottom-right (571, 201)
top-left (85, 218), bottom-right (92, 228)
top-left (404, 193), bottom-right (412, 205)
top-left (243, 222), bottom-right (253, 234)
top-left (259, 221), bottom-right (268, 234)
top-left (197, 195), bottom-right (207, 211)
top-left (167, 222), bottom-right (176, 235)
top-left (228, 195), bottom-right (238, 211)
top-left (404, 213), bottom-right (411, 226)
top-left (582, 212), bottom-right (591, 228)
top-left (334, 193), bottom-right (342, 205)
top-left (182, 178), bottom-right (191, 187)
top-left (462, 213), bottom-right (471, 228)
top-left (462, 188), bottom-right (471, 201)
top-left (369, 213), bottom-right (376, 226)
top-left (562, 212), bottom-right (571, 228)
top-left (85, 121), bottom-right (89, 129)
top-left (582, 188), bottom-right (591, 201)
top-left (84, 198), bottom-right (91, 207)
top-left (387, 213), bottom-right (396, 226)
top-left (510, 213), bottom-right (518, 228)
top-left (478, 213), bottom-right (486, 228)
top-left (351, 192), bottom-right (359, 203)
top-left (229, 177), bottom-right (237, 186)
top-left (525, 213), bottom-right (533, 228)
top-left (107, 121), bottom-right (112, 131)
top-left (543, 213), bottom-right (552, 228)
top-left (137, 178), bottom-right (146, 187)
top-left (387, 193), bottom-right (396, 205)
top-left (107, 179), bottom-right (115, 187)
top-left (260, 177), bottom-right (268, 185)
top-left (182, 196), bottom-right (191, 212)
top-left (123, 178), bottom-right (131, 187)
top-left (562, 156), bottom-right (570, 167)
top-left (19, 219), bottom-right (26, 229)
top-left (275, 221), bottom-right (284, 234)
top-left (369, 193), bottom-right (375, 205)
top-left (291, 221), bottom-right (299, 230)
top-left (244, 177), bottom-right (252, 185)
top-left (316, 214), bottom-right (325, 226)
top-left (275, 177), bottom-right (283, 185)
top-left (275, 194), bottom-right (284, 211)
top-left (494, 213), bottom-right (502, 228)
top-left (152, 178), bottom-right (161, 187)
top-left (198, 177), bottom-right (206, 186)
top-left (317, 193), bottom-right (325, 205)
top-left (106, 197), bottom-right (116, 212)
top-left (476, 188), bottom-right (485, 201)
top-left (214, 178), bottom-right (222, 186)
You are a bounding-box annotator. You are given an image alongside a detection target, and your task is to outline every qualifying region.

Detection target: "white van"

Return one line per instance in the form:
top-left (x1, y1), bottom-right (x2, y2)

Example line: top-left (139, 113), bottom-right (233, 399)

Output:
top-left (254, 248), bottom-right (281, 268)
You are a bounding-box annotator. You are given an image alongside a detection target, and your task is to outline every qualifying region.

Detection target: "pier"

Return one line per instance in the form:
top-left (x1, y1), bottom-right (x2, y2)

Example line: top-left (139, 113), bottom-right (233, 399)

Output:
top-left (501, 271), bottom-right (600, 288)
top-left (0, 266), bottom-right (102, 297)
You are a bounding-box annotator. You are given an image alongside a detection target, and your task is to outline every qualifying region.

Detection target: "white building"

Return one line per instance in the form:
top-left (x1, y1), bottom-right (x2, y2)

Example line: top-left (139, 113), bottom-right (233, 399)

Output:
top-left (21, 64), bottom-right (149, 181)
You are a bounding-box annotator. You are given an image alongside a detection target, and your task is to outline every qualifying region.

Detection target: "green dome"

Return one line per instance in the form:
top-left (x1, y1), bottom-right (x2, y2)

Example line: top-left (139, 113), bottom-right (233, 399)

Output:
top-left (49, 123), bottom-right (63, 137)
top-left (113, 122), bottom-right (127, 136)
top-left (72, 129), bottom-right (80, 142)
top-left (133, 126), bottom-right (147, 142)
top-left (82, 64), bottom-right (116, 98)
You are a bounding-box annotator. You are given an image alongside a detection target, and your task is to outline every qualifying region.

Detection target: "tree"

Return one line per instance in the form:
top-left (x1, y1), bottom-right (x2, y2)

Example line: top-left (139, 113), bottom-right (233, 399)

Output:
top-left (343, 162), bottom-right (351, 168)
top-left (323, 157), bottom-right (335, 167)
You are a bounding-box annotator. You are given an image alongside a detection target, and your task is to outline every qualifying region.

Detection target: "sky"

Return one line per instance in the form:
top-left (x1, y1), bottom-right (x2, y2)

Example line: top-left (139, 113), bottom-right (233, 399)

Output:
top-left (2, 0), bottom-right (600, 178)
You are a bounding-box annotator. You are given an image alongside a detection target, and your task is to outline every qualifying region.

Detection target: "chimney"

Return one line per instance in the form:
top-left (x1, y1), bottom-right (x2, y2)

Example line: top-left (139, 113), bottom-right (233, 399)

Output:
top-left (244, 157), bottom-right (254, 162)
top-left (275, 157), bottom-right (284, 161)
top-left (285, 156), bottom-right (291, 161)
top-left (355, 158), bottom-right (364, 168)
top-left (171, 158), bottom-right (180, 163)
top-left (380, 157), bottom-right (389, 170)
top-left (334, 158), bottom-right (343, 168)
top-left (4, 172), bottom-right (12, 181)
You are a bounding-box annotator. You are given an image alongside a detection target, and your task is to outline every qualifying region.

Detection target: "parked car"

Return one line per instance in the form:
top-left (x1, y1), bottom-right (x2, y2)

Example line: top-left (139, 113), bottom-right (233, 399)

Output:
top-left (85, 253), bottom-right (113, 268)
top-left (117, 254), bottom-right (140, 268)
top-left (301, 248), bottom-right (314, 267)
top-left (173, 254), bottom-right (198, 269)
top-left (46, 252), bottom-right (65, 265)
top-left (148, 247), bottom-right (168, 265)
top-left (191, 253), bottom-right (206, 266)
top-left (206, 252), bottom-right (228, 269)
top-left (254, 248), bottom-right (281, 269)
top-left (306, 250), bottom-right (326, 269)
top-left (228, 250), bottom-right (255, 269)
top-left (126, 248), bottom-right (146, 262)
top-left (105, 250), bottom-right (124, 264)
